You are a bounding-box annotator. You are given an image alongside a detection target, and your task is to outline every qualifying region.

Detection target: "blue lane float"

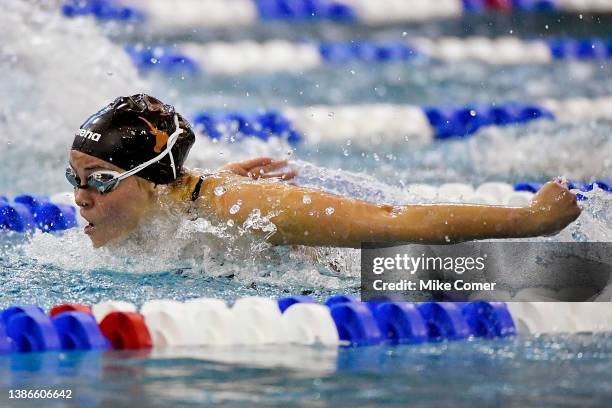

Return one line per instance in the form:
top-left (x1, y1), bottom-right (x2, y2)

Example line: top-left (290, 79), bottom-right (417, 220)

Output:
top-left (425, 103), bottom-right (554, 139)
top-left (3, 306), bottom-right (61, 353)
top-left (278, 296), bottom-right (317, 313)
top-left (191, 111), bottom-right (302, 144)
top-left (0, 202), bottom-right (36, 233)
top-left (125, 45), bottom-right (200, 74)
top-left (461, 302), bottom-right (516, 338)
top-left (549, 38), bottom-right (612, 60)
top-left (325, 294), bottom-right (359, 308)
top-left (62, 0), bottom-right (144, 22)
top-left (0, 196), bottom-right (77, 233)
top-left (319, 41), bottom-right (418, 63)
top-left (254, 0), bottom-right (356, 21)
top-left (190, 100), bottom-right (566, 144)
top-left (416, 302), bottom-right (472, 341)
top-left (52, 312), bottom-right (110, 351)
top-left (513, 182), bottom-right (543, 193)
top-left (11, 195), bottom-right (77, 232)
top-left (513, 180), bottom-right (611, 201)
top-left (371, 302), bottom-right (429, 344)
top-left (34, 203), bottom-right (78, 232)
top-left (329, 302), bottom-right (384, 347)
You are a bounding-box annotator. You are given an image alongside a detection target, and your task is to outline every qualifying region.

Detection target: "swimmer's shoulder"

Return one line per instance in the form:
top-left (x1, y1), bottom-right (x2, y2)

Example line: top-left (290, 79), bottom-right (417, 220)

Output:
top-left (164, 168), bottom-right (242, 203)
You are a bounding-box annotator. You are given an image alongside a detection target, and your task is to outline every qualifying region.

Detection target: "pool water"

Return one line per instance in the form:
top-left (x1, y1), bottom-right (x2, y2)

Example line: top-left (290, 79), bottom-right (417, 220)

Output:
top-left (1, 1), bottom-right (611, 406)
top-left (2, 334), bottom-right (612, 407)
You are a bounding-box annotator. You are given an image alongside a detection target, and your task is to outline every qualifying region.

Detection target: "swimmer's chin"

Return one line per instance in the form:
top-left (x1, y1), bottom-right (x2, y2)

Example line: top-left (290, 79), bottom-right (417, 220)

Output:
top-left (87, 235), bottom-right (114, 249)
top-left (86, 230), bottom-right (131, 249)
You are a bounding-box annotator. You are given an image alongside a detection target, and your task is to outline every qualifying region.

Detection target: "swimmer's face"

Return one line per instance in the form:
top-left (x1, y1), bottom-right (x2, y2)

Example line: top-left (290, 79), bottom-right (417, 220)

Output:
top-left (69, 150), bottom-right (156, 248)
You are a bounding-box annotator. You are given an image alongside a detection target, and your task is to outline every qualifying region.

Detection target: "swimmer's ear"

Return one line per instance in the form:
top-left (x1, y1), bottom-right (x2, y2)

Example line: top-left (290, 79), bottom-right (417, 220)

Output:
top-left (135, 177), bottom-right (157, 193)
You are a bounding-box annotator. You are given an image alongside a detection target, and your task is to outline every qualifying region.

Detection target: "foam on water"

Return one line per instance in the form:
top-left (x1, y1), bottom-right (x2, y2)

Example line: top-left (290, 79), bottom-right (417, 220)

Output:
top-left (18, 194), bottom-right (359, 290)
top-left (468, 120), bottom-right (612, 182)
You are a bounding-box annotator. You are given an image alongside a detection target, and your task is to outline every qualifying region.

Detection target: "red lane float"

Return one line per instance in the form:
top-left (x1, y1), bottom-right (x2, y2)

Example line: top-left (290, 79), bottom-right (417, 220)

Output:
top-left (50, 304), bottom-right (92, 318)
top-left (99, 312), bottom-right (152, 350)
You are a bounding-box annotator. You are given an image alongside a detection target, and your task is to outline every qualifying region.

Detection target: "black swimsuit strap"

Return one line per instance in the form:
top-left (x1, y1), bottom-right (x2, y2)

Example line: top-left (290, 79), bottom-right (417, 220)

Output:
top-left (191, 176), bottom-right (205, 202)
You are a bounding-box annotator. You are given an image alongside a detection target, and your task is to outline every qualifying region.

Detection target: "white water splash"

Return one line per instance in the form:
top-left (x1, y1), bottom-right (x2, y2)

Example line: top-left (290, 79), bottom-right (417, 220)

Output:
top-left (469, 120), bottom-right (612, 181)
top-left (0, 0), bottom-right (148, 195)
top-left (21, 198), bottom-right (361, 289)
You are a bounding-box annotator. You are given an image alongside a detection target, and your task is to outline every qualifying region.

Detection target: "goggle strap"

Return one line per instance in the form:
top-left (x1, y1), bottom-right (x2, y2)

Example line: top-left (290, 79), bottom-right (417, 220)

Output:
top-left (114, 115), bottom-right (183, 183)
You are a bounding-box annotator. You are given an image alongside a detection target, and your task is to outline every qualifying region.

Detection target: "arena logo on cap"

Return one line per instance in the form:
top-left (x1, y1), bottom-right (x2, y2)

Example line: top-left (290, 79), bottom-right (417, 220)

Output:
top-left (77, 128), bottom-right (101, 142)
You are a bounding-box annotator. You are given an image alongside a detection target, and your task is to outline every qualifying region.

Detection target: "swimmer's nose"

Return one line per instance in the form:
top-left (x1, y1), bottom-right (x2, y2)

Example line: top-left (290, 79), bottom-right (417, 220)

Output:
top-left (74, 187), bottom-right (93, 208)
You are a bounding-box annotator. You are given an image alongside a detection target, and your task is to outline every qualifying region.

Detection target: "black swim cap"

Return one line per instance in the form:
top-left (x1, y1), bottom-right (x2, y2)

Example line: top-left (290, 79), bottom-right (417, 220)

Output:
top-left (71, 94), bottom-right (195, 185)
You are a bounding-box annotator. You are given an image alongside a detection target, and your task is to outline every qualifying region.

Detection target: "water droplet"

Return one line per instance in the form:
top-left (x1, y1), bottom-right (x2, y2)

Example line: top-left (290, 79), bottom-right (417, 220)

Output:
top-left (469, 110), bottom-right (476, 117)
top-left (350, 69), bottom-right (355, 75)
top-left (227, 219), bottom-right (234, 227)
top-left (444, 235), bottom-right (451, 242)
top-left (229, 204), bottom-right (241, 214)
top-left (302, 195), bottom-right (312, 204)
top-left (214, 186), bottom-right (226, 196)
top-left (325, 207), bottom-right (335, 215)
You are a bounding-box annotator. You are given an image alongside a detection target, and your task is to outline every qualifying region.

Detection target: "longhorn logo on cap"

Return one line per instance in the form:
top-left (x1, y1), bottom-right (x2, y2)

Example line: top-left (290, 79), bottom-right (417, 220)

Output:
top-left (139, 116), bottom-right (169, 153)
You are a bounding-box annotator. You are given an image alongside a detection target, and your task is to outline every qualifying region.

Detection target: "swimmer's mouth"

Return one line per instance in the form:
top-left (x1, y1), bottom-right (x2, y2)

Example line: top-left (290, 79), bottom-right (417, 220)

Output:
top-left (84, 222), bottom-right (96, 235)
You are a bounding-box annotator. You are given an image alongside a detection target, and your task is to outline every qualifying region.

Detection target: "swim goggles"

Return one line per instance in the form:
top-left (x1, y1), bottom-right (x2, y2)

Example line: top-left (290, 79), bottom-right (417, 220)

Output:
top-left (66, 115), bottom-right (184, 194)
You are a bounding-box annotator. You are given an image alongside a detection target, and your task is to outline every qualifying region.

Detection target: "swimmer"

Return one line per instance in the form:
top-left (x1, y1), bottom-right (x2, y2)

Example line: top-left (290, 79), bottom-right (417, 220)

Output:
top-left (68, 94), bottom-right (582, 248)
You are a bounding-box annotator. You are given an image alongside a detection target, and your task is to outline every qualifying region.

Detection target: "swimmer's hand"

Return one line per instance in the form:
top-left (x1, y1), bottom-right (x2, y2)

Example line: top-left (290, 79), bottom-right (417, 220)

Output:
top-left (528, 179), bottom-right (582, 236)
top-left (220, 157), bottom-right (297, 180)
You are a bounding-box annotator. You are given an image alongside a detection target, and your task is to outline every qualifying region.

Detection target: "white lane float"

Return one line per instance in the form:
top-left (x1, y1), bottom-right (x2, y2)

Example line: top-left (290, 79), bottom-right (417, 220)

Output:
top-left (92, 300), bottom-right (137, 323)
top-left (282, 303), bottom-right (340, 346)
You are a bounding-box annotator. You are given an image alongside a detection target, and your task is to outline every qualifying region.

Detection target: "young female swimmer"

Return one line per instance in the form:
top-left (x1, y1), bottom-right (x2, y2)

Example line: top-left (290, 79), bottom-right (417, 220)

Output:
top-left (68, 94), bottom-right (582, 248)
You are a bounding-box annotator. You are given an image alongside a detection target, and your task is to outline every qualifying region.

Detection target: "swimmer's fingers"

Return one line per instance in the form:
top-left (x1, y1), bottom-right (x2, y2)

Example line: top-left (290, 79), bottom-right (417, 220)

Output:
top-left (221, 157), bottom-right (296, 180)
top-left (259, 169), bottom-right (299, 180)
top-left (237, 157), bottom-right (275, 170)
top-left (219, 157), bottom-right (276, 176)
top-left (219, 163), bottom-right (249, 176)
top-left (247, 160), bottom-right (291, 177)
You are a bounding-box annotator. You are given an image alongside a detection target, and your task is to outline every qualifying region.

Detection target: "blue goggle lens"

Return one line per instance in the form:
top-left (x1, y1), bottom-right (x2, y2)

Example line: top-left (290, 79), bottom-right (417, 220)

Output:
top-left (65, 167), bottom-right (121, 194)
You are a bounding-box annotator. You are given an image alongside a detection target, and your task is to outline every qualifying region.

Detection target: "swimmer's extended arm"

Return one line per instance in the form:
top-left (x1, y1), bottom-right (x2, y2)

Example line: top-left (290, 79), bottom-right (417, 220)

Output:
top-left (190, 174), bottom-right (581, 248)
